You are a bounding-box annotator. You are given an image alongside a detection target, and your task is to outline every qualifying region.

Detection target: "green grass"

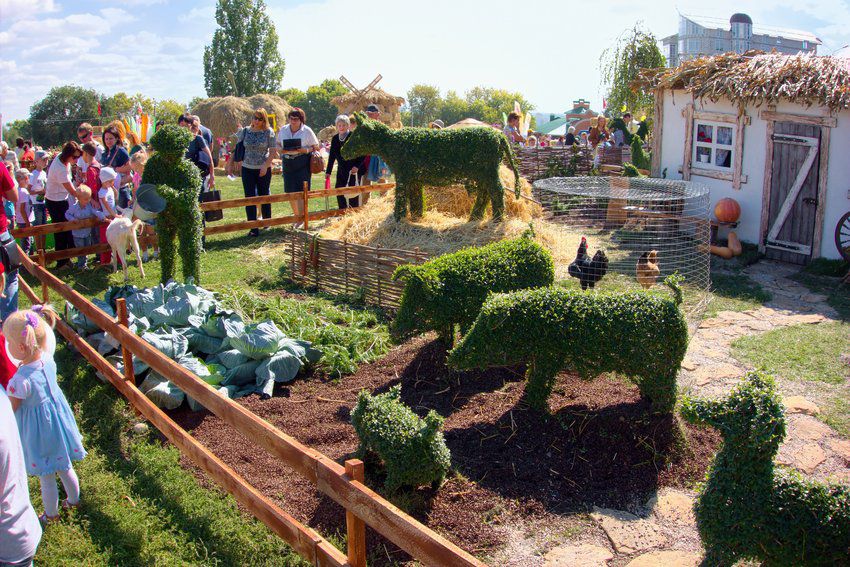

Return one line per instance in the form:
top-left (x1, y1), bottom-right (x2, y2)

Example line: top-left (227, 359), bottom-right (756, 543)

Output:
top-left (791, 271), bottom-right (850, 321)
top-left (704, 272), bottom-right (772, 318)
top-left (32, 343), bottom-right (311, 566)
top-left (731, 322), bottom-right (849, 385)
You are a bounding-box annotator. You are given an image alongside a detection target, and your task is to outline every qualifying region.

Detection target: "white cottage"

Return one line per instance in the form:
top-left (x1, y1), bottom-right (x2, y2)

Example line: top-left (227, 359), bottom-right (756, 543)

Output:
top-left (644, 52), bottom-right (850, 264)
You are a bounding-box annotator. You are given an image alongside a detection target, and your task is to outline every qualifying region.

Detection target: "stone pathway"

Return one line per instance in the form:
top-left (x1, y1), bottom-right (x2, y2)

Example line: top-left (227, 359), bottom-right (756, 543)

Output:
top-left (540, 261), bottom-right (849, 566)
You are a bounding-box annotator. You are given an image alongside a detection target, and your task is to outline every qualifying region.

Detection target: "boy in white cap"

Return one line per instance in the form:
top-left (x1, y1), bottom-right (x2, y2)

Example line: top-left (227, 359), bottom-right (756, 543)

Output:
top-left (28, 150), bottom-right (48, 227)
top-left (64, 185), bottom-right (106, 269)
top-left (96, 167), bottom-right (119, 266)
top-left (13, 169), bottom-right (34, 254)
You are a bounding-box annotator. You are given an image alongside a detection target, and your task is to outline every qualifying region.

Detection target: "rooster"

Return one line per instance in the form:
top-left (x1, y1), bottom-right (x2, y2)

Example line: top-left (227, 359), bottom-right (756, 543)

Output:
top-left (636, 250), bottom-right (661, 289)
top-left (568, 237), bottom-right (609, 290)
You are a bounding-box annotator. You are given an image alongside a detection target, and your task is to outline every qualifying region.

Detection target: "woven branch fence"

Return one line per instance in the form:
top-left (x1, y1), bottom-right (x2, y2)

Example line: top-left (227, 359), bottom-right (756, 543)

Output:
top-left (514, 145), bottom-right (632, 182)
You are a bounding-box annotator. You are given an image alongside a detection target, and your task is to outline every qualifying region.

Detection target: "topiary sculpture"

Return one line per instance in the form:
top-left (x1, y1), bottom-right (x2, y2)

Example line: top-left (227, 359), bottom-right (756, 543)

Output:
top-left (681, 371), bottom-right (850, 566)
top-left (448, 277), bottom-right (687, 413)
top-left (141, 125), bottom-right (203, 284)
top-left (392, 231), bottom-right (555, 344)
top-left (351, 385), bottom-right (451, 491)
top-left (341, 112), bottom-right (521, 221)
top-left (630, 134), bottom-right (652, 172)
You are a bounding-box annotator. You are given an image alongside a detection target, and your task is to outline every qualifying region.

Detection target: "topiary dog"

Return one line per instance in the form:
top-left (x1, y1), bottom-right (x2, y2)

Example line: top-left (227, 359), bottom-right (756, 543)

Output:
top-left (341, 112), bottom-right (521, 221)
top-left (681, 371), bottom-right (850, 566)
top-left (141, 124), bottom-right (203, 284)
top-left (351, 385), bottom-right (451, 491)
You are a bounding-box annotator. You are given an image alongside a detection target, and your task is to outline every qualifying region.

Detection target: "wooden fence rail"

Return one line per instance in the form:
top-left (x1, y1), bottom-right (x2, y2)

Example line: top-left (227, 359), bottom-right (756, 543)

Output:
top-left (17, 249), bottom-right (483, 567)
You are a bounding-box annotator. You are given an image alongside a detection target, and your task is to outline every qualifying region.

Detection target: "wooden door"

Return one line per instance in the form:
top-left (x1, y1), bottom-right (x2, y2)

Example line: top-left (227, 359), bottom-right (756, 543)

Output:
top-left (764, 122), bottom-right (821, 264)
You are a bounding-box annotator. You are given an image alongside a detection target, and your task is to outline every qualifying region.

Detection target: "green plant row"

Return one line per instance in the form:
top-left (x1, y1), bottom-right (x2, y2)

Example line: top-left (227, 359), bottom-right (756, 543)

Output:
top-left (391, 231), bottom-right (554, 343)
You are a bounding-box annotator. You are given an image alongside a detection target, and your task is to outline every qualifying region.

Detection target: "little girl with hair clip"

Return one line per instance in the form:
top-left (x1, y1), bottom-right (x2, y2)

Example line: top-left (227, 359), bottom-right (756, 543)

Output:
top-left (4, 305), bottom-right (86, 525)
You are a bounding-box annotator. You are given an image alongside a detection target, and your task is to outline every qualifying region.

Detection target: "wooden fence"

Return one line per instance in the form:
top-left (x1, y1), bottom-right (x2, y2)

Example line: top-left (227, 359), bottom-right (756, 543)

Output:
top-left (514, 145), bottom-right (631, 181)
top-left (16, 248), bottom-right (485, 567)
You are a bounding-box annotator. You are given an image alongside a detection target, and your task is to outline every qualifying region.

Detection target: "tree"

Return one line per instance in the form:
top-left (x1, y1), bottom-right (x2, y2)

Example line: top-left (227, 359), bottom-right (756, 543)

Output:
top-left (2, 119), bottom-right (31, 143)
top-left (464, 87), bottom-right (534, 125)
top-left (600, 24), bottom-right (666, 121)
top-left (29, 85), bottom-right (99, 147)
top-left (278, 87), bottom-right (305, 108)
top-left (406, 84), bottom-right (442, 126)
top-left (154, 99), bottom-right (188, 126)
top-left (437, 90), bottom-right (468, 126)
top-left (302, 79), bottom-right (348, 128)
top-left (203, 0), bottom-right (286, 97)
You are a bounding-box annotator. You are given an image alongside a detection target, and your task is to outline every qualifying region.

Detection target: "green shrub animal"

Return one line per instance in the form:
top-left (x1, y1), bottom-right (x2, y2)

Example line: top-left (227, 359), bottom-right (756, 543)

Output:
top-left (141, 125), bottom-right (203, 284)
top-left (341, 112), bottom-right (521, 221)
top-left (351, 386), bottom-right (451, 491)
top-left (448, 278), bottom-right (687, 412)
top-left (681, 372), bottom-right (850, 567)
top-left (392, 232), bottom-right (555, 344)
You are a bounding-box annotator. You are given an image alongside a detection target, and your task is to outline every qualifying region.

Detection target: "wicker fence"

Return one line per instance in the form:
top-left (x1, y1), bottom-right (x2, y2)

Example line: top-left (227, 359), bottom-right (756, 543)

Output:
top-left (514, 145), bottom-right (632, 182)
top-left (286, 231), bottom-right (428, 309)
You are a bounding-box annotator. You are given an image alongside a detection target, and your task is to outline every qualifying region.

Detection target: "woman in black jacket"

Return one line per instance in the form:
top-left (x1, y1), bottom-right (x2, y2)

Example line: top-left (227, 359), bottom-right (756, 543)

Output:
top-left (325, 115), bottom-right (366, 209)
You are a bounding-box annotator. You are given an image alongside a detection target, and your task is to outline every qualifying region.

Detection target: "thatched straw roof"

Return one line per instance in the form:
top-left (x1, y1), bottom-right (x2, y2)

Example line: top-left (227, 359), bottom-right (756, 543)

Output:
top-left (638, 51), bottom-right (850, 111)
top-left (192, 94), bottom-right (293, 142)
top-left (446, 118), bottom-right (500, 130)
top-left (331, 88), bottom-right (405, 128)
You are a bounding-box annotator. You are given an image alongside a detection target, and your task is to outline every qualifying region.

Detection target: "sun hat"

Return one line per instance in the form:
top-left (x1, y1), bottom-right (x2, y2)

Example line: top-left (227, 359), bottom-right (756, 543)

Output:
top-left (365, 104), bottom-right (380, 113)
top-left (99, 167), bottom-right (117, 182)
top-left (34, 150), bottom-right (49, 160)
top-left (14, 168), bottom-right (30, 180)
top-left (429, 119), bottom-right (445, 129)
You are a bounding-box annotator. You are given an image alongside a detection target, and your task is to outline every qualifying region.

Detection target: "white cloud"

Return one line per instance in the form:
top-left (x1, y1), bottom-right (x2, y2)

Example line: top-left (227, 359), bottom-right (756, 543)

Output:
top-left (0, 0), bottom-right (59, 22)
top-left (99, 7), bottom-right (137, 22)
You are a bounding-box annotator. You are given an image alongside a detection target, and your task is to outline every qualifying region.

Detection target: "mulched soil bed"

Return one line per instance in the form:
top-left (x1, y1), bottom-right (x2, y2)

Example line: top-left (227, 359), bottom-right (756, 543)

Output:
top-left (170, 334), bottom-right (719, 564)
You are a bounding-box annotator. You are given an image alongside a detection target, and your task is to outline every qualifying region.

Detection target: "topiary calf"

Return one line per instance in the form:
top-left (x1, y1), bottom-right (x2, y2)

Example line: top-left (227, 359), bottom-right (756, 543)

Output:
top-left (351, 385), bottom-right (451, 491)
top-left (341, 112), bottom-right (521, 221)
top-left (392, 232), bottom-right (554, 344)
top-left (681, 371), bottom-right (850, 567)
top-left (447, 278), bottom-right (687, 413)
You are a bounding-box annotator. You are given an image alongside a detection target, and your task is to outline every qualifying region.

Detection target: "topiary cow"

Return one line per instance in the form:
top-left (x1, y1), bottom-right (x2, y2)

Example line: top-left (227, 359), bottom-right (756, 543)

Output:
top-left (448, 278), bottom-right (688, 413)
top-left (681, 371), bottom-right (850, 566)
top-left (392, 231), bottom-right (554, 344)
top-left (341, 112), bottom-right (521, 221)
top-left (141, 125), bottom-right (204, 284)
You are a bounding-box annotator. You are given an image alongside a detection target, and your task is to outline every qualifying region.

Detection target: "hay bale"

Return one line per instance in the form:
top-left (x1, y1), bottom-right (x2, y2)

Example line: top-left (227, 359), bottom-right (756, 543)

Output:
top-left (331, 88), bottom-right (405, 128)
top-left (318, 125), bottom-right (337, 143)
top-left (192, 94), bottom-right (293, 143)
top-left (424, 166), bottom-right (540, 221)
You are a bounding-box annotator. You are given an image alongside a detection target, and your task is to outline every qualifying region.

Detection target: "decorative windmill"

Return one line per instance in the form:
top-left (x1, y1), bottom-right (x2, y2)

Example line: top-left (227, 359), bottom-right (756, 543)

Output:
top-left (338, 74), bottom-right (383, 113)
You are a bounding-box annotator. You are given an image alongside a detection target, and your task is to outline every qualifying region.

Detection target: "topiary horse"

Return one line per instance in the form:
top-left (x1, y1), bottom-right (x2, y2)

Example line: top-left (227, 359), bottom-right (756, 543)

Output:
top-left (682, 372), bottom-right (850, 566)
top-left (141, 125), bottom-right (203, 284)
top-left (341, 112), bottom-right (521, 221)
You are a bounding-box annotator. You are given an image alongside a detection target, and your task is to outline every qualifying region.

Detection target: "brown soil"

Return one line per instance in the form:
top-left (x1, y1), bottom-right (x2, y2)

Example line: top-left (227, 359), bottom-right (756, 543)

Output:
top-left (170, 335), bottom-right (719, 564)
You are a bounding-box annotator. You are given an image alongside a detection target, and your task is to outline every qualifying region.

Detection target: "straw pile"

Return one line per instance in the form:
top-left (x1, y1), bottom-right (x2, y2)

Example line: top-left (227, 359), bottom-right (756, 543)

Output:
top-left (318, 125), bottom-right (337, 143)
top-left (331, 88), bottom-right (405, 128)
top-left (318, 168), bottom-right (612, 278)
top-left (192, 94), bottom-right (293, 142)
top-left (422, 165), bottom-right (540, 221)
top-left (638, 51), bottom-right (850, 111)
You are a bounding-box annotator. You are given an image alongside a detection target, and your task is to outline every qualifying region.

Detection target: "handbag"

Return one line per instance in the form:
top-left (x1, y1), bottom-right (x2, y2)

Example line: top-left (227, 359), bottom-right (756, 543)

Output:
top-left (199, 178), bottom-right (223, 222)
top-left (310, 151), bottom-right (325, 174)
top-left (0, 235), bottom-right (22, 273)
top-left (343, 171), bottom-right (360, 200)
top-left (233, 128), bottom-right (246, 163)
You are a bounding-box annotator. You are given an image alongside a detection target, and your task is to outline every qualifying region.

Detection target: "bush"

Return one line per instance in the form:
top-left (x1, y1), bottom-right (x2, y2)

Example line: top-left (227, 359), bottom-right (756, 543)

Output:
top-left (351, 386), bottom-right (451, 491)
top-left (448, 278), bottom-right (687, 412)
top-left (681, 371), bottom-right (850, 566)
top-left (391, 231), bottom-right (555, 343)
top-left (630, 135), bottom-right (651, 171)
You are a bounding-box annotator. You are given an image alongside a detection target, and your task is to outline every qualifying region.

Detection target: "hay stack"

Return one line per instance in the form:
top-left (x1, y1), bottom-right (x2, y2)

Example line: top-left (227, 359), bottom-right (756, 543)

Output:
top-left (192, 94), bottom-right (293, 143)
top-left (318, 125), bottom-right (337, 143)
top-left (423, 166), bottom-right (540, 221)
top-left (331, 88), bottom-right (405, 128)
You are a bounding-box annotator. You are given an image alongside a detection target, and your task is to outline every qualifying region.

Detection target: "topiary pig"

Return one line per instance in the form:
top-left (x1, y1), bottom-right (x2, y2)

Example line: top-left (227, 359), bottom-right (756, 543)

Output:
top-left (392, 231), bottom-right (554, 344)
top-left (141, 124), bottom-right (203, 284)
top-left (682, 371), bottom-right (850, 566)
top-left (341, 112), bottom-right (521, 221)
top-left (351, 385), bottom-right (451, 491)
top-left (447, 278), bottom-right (688, 413)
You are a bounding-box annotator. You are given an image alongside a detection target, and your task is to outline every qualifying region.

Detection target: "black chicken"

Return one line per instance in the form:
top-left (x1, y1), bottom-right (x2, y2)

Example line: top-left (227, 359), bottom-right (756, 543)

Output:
top-left (568, 236), bottom-right (609, 290)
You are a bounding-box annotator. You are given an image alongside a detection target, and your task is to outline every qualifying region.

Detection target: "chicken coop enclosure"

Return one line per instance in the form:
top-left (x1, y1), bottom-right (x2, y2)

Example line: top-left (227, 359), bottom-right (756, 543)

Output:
top-left (532, 176), bottom-right (711, 321)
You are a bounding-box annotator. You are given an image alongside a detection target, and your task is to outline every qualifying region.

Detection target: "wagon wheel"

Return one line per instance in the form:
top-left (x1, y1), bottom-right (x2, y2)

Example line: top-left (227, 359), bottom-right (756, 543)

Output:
top-left (835, 211), bottom-right (850, 262)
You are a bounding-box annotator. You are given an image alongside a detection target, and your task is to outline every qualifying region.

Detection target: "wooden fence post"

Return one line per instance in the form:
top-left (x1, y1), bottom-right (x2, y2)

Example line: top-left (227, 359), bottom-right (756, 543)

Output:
top-left (290, 229), bottom-right (296, 283)
top-left (37, 250), bottom-right (49, 304)
top-left (375, 246), bottom-right (382, 308)
top-left (344, 459), bottom-right (366, 567)
top-left (343, 241), bottom-right (349, 295)
top-left (115, 298), bottom-right (135, 385)
top-left (302, 181), bottom-right (309, 231)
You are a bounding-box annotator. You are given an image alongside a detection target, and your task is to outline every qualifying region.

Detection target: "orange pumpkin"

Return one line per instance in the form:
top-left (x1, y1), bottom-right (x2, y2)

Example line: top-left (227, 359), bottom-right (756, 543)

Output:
top-left (714, 198), bottom-right (741, 223)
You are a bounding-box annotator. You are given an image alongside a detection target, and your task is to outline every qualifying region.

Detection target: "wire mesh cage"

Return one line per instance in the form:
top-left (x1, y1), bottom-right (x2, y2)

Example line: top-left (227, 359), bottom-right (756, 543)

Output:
top-left (532, 176), bottom-right (711, 322)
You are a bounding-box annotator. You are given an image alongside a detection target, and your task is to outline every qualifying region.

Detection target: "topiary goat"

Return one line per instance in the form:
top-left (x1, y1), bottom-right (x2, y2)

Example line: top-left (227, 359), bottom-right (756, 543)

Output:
top-left (681, 371), bottom-right (850, 566)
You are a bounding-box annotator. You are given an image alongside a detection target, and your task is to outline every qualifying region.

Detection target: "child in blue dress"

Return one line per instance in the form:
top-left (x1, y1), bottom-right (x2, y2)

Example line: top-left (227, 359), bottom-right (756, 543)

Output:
top-left (4, 305), bottom-right (86, 525)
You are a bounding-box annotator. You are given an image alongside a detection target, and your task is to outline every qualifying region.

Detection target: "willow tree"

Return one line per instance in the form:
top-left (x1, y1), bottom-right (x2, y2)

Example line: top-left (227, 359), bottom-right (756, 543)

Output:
top-left (600, 25), bottom-right (666, 120)
top-left (203, 0), bottom-right (286, 97)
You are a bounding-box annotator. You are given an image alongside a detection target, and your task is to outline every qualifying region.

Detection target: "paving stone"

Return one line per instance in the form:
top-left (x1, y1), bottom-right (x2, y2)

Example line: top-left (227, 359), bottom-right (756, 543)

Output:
top-left (647, 489), bottom-right (696, 526)
top-left (783, 396), bottom-right (820, 416)
top-left (785, 313), bottom-right (826, 325)
top-left (698, 318), bottom-right (729, 329)
top-left (625, 550), bottom-right (701, 567)
top-left (828, 438), bottom-right (850, 461)
top-left (591, 507), bottom-right (666, 555)
top-left (795, 444), bottom-right (827, 474)
top-left (680, 357), bottom-right (698, 371)
top-left (739, 319), bottom-right (774, 332)
top-left (543, 543), bottom-right (613, 566)
top-left (801, 293), bottom-right (829, 303)
top-left (691, 363), bottom-right (743, 386)
top-left (790, 416), bottom-right (833, 441)
top-left (698, 347), bottom-right (727, 360)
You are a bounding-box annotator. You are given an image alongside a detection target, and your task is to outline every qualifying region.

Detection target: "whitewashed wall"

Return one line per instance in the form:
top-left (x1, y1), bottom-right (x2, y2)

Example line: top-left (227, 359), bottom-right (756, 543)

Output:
top-left (659, 89), bottom-right (849, 260)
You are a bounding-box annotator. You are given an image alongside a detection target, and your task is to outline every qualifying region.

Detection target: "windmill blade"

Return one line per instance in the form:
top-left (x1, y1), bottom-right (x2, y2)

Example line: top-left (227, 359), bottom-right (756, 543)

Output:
top-left (339, 75), bottom-right (357, 92)
top-left (363, 74), bottom-right (383, 94)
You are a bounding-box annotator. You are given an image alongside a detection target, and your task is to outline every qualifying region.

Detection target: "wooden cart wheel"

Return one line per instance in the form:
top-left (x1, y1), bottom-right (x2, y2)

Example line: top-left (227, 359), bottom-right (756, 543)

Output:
top-left (835, 211), bottom-right (850, 262)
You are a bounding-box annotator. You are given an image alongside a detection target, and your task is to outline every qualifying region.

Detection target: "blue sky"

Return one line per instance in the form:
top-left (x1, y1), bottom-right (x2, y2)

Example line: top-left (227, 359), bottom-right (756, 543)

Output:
top-left (1, 0), bottom-right (848, 124)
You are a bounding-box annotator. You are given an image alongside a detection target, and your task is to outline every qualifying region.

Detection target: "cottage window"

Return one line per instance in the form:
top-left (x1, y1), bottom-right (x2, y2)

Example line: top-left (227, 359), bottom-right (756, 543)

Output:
top-left (692, 121), bottom-right (734, 171)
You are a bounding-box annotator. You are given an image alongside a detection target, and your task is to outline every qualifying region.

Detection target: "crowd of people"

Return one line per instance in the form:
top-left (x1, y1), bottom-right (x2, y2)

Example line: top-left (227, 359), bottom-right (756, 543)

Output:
top-left (502, 111), bottom-right (636, 153)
